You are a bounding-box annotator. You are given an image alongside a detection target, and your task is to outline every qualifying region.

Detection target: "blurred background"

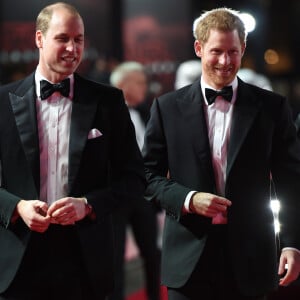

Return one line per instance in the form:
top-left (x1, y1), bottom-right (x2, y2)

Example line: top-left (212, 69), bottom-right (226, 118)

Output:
top-left (1, 1), bottom-right (300, 299)
top-left (1, 0), bottom-right (300, 111)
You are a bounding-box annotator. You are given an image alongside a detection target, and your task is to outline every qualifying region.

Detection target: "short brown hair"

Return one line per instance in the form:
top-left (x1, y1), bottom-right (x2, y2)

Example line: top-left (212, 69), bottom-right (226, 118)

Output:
top-left (36, 2), bottom-right (81, 35)
top-left (193, 7), bottom-right (247, 45)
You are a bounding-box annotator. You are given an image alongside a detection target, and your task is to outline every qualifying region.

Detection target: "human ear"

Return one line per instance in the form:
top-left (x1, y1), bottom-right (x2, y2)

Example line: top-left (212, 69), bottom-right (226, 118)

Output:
top-left (194, 40), bottom-right (202, 58)
top-left (35, 30), bottom-right (43, 48)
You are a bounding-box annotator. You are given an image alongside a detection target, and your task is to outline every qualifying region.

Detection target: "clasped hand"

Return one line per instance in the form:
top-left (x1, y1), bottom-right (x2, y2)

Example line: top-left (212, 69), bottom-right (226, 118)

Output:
top-left (15, 197), bottom-right (87, 232)
top-left (190, 192), bottom-right (232, 217)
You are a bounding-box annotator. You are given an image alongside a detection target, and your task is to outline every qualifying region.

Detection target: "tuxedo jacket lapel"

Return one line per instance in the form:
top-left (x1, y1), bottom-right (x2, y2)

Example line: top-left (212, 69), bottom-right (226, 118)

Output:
top-left (175, 81), bottom-right (262, 193)
top-left (9, 74), bottom-right (40, 194)
top-left (226, 79), bottom-right (262, 178)
top-left (8, 73), bottom-right (99, 196)
top-left (68, 75), bottom-right (98, 193)
top-left (177, 83), bottom-right (216, 190)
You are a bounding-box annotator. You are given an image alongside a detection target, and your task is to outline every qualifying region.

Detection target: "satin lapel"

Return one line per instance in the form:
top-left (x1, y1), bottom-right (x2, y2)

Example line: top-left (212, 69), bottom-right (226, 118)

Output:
top-left (226, 80), bottom-right (262, 177)
top-left (68, 75), bottom-right (98, 193)
top-left (9, 74), bottom-right (40, 193)
top-left (177, 82), bottom-right (216, 190)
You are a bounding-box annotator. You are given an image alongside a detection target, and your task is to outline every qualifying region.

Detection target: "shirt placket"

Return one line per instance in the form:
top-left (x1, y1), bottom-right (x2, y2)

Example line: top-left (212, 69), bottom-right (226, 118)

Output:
top-left (213, 104), bottom-right (225, 195)
top-left (47, 98), bottom-right (59, 204)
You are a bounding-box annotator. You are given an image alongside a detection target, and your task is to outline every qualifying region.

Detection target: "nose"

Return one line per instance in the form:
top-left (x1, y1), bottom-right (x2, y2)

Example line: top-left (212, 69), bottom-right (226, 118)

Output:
top-left (219, 53), bottom-right (230, 65)
top-left (66, 40), bottom-right (75, 52)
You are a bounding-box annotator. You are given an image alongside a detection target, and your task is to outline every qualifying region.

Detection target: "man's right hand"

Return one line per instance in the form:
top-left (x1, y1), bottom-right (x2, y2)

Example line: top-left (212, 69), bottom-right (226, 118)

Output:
top-left (189, 192), bottom-right (232, 218)
top-left (15, 200), bottom-right (51, 232)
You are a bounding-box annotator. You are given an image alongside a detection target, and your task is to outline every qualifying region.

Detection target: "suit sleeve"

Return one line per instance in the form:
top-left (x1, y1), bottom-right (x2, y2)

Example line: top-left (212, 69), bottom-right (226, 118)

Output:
top-left (82, 90), bottom-right (146, 221)
top-left (143, 98), bottom-right (192, 221)
top-left (271, 97), bottom-right (300, 249)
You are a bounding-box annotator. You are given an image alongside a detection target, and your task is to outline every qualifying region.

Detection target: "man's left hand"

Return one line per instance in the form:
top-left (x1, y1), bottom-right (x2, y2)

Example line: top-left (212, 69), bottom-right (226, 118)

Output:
top-left (278, 249), bottom-right (300, 286)
top-left (47, 197), bottom-right (87, 225)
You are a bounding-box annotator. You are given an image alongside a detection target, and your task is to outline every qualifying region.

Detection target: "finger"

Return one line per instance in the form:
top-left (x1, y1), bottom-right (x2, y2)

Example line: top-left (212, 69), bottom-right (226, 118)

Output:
top-left (32, 226), bottom-right (48, 233)
top-left (47, 198), bottom-right (69, 215)
top-left (278, 257), bottom-right (286, 275)
top-left (50, 218), bottom-right (60, 224)
top-left (49, 204), bottom-right (70, 217)
top-left (51, 205), bottom-right (75, 218)
top-left (52, 210), bottom-right (76, 223)
top-left (215, 198), bottom-right (232, 207)
top-left (57, 215), bottom-right (75, 225)
top-left (29, 222), bottom-right (50, 232)
top-left (47, 204), bottom-right (60, 216)
top-left (61, 219), bottom-right (75, 226)
top-left (214, 203), bottom-right (229, 212)
top-left (51, 213), bottom-right (66, 222)
top-left (31, 212), bottom-right (51, 224)
top-left (279, 269), bottom-right (295, 286)
top-left (36, 206), bottom-right (48, 216)
top-left (205, 208), bottom-right (220, 217)
top-left (279, 276), bottom-right (288, 286)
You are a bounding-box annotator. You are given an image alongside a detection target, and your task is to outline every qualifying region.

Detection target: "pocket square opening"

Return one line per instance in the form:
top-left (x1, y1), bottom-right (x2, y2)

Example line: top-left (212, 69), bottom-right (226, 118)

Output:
top-left (88, 128), bottom-right (103, 139)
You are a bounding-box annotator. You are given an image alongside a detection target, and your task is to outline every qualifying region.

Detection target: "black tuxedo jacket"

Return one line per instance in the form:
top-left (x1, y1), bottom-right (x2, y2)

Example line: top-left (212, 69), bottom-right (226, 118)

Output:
top-left (0, 72), bottom-right (145, 296)
top-left (143, 78), bottom-right (300, 296)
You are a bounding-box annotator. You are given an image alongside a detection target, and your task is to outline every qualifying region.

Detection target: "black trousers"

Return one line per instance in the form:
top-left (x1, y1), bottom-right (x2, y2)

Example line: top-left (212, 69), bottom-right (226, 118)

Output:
top-left (0, 225), bottom-right (100, 300)
top-left (108, 200), bottom-right (161, 300)
top-left (168, 289), bottom-right (266, 300)
top-left (168, 225), bottom-right (266, 300)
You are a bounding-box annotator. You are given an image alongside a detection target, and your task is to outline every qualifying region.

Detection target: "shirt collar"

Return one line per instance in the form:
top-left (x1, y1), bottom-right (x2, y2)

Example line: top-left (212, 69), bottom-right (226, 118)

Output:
top-left (35, 69), bottom-right (74, 100)
top-left (200, 76), bottom-right (238, 105)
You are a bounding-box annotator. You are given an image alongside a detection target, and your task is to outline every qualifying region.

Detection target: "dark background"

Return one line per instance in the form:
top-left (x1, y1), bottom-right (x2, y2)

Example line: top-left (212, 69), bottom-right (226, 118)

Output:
top-left (0, 1), bottom-right (300, 298)
top-left (1, 0), bottom-right (300, 103)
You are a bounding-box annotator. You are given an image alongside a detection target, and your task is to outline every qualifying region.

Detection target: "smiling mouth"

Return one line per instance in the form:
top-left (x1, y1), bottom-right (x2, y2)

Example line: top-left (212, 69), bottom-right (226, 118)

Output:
top-left (216, 65), bottom-right (232, 71)
top-left (62, 57), bottom-right (76, 63)
top-left (215, 68), bottom-right (233, 76)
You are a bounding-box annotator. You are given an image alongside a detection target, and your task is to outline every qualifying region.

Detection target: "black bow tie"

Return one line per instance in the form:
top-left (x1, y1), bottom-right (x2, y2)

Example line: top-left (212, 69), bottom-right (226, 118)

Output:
top-left (205, 86), bottom-right (233, 105)
top-left (40, 78), bottom-right (70, 100)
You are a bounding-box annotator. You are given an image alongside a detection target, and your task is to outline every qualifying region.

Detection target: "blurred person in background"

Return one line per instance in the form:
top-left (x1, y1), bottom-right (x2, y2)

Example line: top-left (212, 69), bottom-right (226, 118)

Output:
top-left (143, 7), bottom-right (300, 300)
top-left (109, 61), bottom-right (161, 300)
top-left (0, 3), bottom-right (145, 300)
top-left (174, 60), bottom-right (202, 90)
top-left (237, 67), bottom-right (273, 91)
top-left (88, 55), bottom-right (119, 85)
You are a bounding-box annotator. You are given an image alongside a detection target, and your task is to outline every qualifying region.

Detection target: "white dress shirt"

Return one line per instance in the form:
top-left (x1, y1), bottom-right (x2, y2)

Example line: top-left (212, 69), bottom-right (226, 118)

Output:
top-left (202, 77), bottom-right (237, 223)
top-left (203, 78), bottom-right (237, 194)
top-left (35, 69), bottom-right (74, 205)
top-left (184, 77), bottom-right (238, 224)
top-left (128, 107), bottom-right (146, 151)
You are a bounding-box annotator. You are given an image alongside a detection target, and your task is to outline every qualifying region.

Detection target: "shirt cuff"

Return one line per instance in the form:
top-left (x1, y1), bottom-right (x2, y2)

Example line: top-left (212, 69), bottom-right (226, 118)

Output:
top-left (183, 191), bottom-right (197, 213)
top-left (282, 247), bottom-right (300, 255)
top-left (83, 197), bottom-right (96, 220)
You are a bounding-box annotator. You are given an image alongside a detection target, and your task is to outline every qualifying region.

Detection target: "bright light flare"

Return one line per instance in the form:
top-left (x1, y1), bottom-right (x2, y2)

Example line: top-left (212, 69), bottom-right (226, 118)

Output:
top-left (240, 12), bottom-right (256, 33)
top-left (270, 199), bottom-right (280, 214)
top-left (270, 199), bottom-right (281, 233)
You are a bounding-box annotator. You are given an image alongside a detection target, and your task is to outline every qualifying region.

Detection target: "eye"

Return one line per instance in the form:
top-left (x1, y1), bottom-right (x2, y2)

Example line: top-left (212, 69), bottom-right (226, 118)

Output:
top-left (211, 49), bottom-right (222, 55)
top-left (75, 37), bottom-right (84, 44)
top-left (56, 36), bottom-right (69, 43)
top-left (229, 49), bottom-right (239, 55)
